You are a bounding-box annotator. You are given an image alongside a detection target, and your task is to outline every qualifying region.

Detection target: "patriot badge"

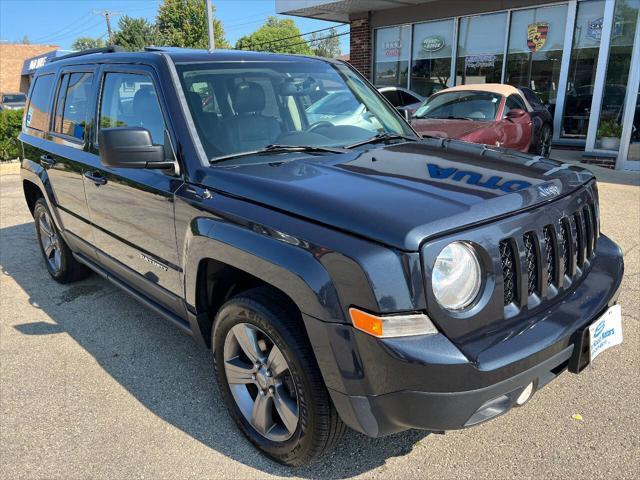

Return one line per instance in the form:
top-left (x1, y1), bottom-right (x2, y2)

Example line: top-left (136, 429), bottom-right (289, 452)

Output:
top-left (527, 22), bottom-right (549, 52)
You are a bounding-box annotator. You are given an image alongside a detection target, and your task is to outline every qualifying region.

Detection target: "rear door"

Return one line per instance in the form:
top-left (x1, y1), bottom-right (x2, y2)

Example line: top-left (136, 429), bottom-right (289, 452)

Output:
top-left (83, 64), bottom-right (185, 315)
top-left (22, 68), bottom-right (97, 259)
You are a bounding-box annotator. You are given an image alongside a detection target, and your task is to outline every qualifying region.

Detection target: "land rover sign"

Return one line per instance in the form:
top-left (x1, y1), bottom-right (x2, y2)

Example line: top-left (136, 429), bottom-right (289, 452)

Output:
top-left (422, 35), bottom-right (445, 52)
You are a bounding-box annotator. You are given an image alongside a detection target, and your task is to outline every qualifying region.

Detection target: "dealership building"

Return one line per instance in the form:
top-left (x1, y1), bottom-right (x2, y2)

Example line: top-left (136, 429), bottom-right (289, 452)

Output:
top-left (278, 0), bottom-right (640, 170)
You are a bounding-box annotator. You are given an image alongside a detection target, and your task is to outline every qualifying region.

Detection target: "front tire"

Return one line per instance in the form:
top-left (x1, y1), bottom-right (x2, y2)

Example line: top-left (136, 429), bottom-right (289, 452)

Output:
top-left (213, 287), bottom-right (345, 466)
top-left (34, 198), bottom-right (89, 283)
top-left (535, 124), bottom-right (552, 157)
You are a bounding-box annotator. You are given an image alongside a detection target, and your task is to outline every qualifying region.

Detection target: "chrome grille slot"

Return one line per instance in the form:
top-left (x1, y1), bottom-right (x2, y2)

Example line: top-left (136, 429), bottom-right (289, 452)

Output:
top-left (573, 211), bottom-right (585, 268)
top-left (543, 226), bottom-right (555, 287)
top-left (560, 219), bottom-right (571, 277)
top-left (523, 232), bottom-right (539, 296)
top-left (499, 240), bottom-right (517, 306)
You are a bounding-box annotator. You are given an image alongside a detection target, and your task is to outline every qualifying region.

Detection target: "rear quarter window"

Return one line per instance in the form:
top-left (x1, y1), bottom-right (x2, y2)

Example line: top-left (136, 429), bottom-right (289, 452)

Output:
top-left (24, 74), bottom-right (55, 132)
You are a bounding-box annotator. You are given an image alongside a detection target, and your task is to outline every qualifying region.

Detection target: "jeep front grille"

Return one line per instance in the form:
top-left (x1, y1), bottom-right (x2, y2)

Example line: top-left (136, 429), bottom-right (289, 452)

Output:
top-left (500, 200), bottom-right (599, 306)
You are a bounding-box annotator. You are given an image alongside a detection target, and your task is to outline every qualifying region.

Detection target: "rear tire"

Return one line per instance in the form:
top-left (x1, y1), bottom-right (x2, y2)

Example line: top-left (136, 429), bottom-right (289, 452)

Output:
top-left (34, 198), bottom-right (90, 283)
top-left (212, 287), bottom-right (346, 466)
top-left (535, 124), bottom-right (552, 157)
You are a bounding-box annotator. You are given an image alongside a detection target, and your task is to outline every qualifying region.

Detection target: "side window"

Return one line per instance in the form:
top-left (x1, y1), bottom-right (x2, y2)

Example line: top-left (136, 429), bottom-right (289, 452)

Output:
top-left (399, 90), bottom-right (418, 106)
top-left (24, 74), bottom-right (55, 132)
top-left (381, 90), bottom-right (401, 107)
top-left (52, 72), bottom-right (94, 140)
top-left (188, 81), bottom-right (219, 114)
top-left (99, 72), bottom-right (166, 146)
top-left (503, 95), bottom-right (527, 118)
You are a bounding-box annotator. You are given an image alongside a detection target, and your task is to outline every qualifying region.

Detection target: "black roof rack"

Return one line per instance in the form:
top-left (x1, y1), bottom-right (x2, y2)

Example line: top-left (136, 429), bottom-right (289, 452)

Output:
top-left (50, 45), bottom-right (124, 63)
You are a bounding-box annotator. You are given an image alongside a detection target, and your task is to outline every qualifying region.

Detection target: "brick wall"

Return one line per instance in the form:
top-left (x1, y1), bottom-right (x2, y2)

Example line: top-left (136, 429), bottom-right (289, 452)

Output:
top-left (0, 44), bottom-right (58, 93)
top-left (349, 17), bottom-right (371, 80)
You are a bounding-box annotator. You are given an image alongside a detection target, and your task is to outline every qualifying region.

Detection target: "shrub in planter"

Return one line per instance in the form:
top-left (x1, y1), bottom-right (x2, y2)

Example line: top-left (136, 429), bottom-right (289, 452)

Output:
top-left (0, 108), bottom-right (24, 161)
top-left (597, 120), bottom-right (623, 150)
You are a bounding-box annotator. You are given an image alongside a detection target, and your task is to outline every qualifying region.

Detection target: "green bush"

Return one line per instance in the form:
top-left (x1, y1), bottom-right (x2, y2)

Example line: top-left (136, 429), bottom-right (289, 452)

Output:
top-left (0, 108), bottom-right (24, 161)
top-left (597, 119), bottom-right (623, 138)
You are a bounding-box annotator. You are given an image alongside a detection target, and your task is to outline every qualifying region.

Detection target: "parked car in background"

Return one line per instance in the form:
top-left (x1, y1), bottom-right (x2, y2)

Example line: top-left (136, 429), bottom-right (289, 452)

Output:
top-left (377, 86), bottom-right (424, 116)
top-left (0, 92), bottom-right (27, 111)
top-left (305, 90), bottom-right (382, 131)
top-left (411, 84), bottom-right (553, 157)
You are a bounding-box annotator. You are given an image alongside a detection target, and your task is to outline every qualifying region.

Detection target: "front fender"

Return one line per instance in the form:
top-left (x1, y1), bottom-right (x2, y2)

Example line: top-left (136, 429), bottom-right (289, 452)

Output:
top-left (182, 216), bottom-right (344, 322)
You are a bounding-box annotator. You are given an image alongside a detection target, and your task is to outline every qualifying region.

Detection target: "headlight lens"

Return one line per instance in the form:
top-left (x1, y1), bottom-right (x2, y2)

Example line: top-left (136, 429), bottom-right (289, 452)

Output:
top-left (432, 242), bottom-right (482, 310)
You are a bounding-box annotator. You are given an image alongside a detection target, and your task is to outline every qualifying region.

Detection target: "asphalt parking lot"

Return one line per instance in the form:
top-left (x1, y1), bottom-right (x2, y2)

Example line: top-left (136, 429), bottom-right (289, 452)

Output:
top-left (1, 168), bottom-right (638, 479)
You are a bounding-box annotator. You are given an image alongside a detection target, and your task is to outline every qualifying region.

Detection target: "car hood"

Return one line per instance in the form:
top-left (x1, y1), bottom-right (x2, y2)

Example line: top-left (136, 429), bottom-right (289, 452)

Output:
top-left (411, 118), bottom-right (495, 139)
top-left (196, 139), bottom-right (593, 251)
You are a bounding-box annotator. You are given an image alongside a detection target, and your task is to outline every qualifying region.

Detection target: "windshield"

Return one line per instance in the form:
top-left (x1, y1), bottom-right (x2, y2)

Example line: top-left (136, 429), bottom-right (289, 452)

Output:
top-left (2, 94), bottom-right (26, 103)
top-left (176, 60), bottom-right (415, 161)
top-left (414, 91), bottom-right (502, 121)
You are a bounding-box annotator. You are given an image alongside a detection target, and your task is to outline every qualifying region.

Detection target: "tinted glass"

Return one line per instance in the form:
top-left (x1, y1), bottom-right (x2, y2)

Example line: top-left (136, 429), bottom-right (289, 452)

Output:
top-left (595, 0), bottom-right (640, 150)
top-left (561, 0), bottom-right (606, 139)
top-left (503, 94), bottom-right (527, 118)
top-left (415, 91), bottom-right (502, 121)
top-left (411, 19), bottom-right (454, 97)
top-left (400, 90), bottom-right (420, 105)
top-left (99, 72), bottom-right (166, 145)
top-left (177, 60), bottom-right (414, 160)
top-left (456, 13), bottom-right (507, 85)
top-left (374, 25), bottom-right (411, 88)
top-left (25, 74), bottom-right (54, 131)
top-left (521, 87), bottom-right (544, 108)
top-left (52, 72), bottom-right (93, 140)
top-left (381, 89), bottom-right (401, 106)
top-left (505, 5), bottom-right (567, 105)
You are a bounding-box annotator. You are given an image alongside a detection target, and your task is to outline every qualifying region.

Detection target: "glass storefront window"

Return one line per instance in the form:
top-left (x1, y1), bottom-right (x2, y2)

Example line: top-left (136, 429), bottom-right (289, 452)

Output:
top-left (560, 0), bottom-right (606, 139)
top-left (410, 19), bottom-right (454, 97)
top-left (374, 25), bottom-right (411, 88)
top-left (595, 0), bottom-right (640, 150)
top-left (505, 4), bottom-right (568, 113)
top-left (456, 12), bottom-right (507, 85)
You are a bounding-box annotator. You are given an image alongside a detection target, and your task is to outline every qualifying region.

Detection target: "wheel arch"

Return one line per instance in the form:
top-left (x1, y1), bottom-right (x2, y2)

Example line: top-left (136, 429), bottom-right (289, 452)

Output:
top-left (183, 217), bottom-right (344, 348)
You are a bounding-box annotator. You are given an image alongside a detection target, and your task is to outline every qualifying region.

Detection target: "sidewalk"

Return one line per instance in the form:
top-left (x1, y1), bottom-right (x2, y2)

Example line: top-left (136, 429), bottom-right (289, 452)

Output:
top-left (550, 148), bottom-right (640, 186)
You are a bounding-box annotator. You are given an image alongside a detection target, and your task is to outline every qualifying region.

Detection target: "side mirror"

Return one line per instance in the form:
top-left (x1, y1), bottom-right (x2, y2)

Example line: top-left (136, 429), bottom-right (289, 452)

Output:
top-left (505, 108), bottom-right (528, 121)
top-left (98, 127), bottom-right (173, 169)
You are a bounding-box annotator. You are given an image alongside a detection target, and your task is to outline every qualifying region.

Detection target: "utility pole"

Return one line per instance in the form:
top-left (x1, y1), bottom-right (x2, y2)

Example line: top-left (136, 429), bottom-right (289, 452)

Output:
top-left (93, 10), bottom-right (120, 45)
top-left (206, 0), bottom-right (215, 51)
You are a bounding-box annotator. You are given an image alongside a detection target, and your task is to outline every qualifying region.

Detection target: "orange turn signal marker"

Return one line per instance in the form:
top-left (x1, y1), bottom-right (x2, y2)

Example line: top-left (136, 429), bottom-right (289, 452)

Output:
top-left (349, 308), bottom-right (384, 337)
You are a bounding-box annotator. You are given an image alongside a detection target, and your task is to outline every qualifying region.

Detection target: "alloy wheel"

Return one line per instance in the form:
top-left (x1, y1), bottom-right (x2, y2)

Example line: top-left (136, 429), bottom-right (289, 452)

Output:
top-left (223, 323), bottom-right (300, 442)
top-left (38, 209), bottom-right (61, 273)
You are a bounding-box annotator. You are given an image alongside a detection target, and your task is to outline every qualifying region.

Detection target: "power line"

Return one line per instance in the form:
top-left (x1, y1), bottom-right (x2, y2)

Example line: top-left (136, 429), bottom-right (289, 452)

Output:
top-left (30, 12), bottom-right (93, 43)
top-left (241, 24), bottom-right (345, 50)
top-left (276, 30), bottom-right (349, 51)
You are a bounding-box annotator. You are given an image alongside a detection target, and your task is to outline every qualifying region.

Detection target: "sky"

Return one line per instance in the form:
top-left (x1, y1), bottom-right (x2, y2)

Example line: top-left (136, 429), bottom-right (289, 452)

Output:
top-left (0, 0), bottom-right (349, 53)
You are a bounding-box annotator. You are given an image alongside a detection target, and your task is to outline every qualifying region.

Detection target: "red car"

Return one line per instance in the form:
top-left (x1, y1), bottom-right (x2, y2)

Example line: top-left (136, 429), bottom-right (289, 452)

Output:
top-left (411, 84), bottom-right (553, 157)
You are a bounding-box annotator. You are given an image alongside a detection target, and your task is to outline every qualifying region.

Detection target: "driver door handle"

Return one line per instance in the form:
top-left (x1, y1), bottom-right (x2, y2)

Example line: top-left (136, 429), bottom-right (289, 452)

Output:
top-left (84, 170), bottom-right (107, 186)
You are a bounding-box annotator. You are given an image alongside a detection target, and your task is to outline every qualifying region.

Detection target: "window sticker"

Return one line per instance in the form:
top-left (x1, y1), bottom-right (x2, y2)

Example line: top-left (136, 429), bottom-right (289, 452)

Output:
top-left (26, 106), bottom-right (33, 126)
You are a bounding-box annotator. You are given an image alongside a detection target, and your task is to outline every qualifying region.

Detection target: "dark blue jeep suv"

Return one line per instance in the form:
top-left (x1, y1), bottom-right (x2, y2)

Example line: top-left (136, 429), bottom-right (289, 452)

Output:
top-left (20, 47), bottom-right (624, 466)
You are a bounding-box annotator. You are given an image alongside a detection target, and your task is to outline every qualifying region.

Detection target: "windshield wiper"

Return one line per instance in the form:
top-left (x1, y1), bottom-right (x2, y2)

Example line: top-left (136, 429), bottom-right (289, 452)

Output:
top-left (345, 132), bottom-right (418, 149)
top-left (210, 144), bottom-right (346, 163)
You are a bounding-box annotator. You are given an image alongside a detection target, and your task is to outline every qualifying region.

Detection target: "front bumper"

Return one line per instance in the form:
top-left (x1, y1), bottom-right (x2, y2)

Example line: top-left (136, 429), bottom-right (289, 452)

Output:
top-left (303, 234), bottom-right (624, 437)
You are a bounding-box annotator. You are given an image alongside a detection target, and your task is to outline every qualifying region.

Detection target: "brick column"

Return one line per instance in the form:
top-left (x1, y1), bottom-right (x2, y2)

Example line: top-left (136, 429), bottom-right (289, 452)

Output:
top-left (349, 17), bottom-right (371, 80)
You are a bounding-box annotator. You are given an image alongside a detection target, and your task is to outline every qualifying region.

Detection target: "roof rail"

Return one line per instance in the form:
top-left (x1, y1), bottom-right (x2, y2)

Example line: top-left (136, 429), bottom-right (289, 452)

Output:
top-left (50, 45), bottom-right (124, 63)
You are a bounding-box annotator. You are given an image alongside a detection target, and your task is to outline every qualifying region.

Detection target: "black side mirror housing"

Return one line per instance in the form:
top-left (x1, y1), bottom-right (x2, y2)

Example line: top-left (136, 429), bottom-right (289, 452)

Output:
top-left (98, 127), bottom-right (173, 169)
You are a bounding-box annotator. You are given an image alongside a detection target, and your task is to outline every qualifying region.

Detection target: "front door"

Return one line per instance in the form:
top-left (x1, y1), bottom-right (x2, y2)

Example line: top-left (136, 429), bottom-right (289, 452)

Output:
top-left (84, 65), bottom-right (184, 314)
top-left (499, 94), bottom-right (533, 152)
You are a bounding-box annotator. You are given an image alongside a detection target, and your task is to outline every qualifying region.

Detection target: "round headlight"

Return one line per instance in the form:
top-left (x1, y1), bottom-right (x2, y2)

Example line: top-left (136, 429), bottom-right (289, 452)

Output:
top-left (432, 242), bottom-right (482, 310)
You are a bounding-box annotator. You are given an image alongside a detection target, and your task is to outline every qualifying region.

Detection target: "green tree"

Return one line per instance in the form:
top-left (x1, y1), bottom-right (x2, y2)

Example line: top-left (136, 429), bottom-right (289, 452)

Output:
top-left (309, 27), bottom-right (341, 58)
top-left (235, 17), bottom-right (312, 55)
top-left (157, 0), bottom-right (229, 49)
top-left (113, 15), bottom-right (160, 51)
top-left (71, 36), bottom-right (105, 51)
